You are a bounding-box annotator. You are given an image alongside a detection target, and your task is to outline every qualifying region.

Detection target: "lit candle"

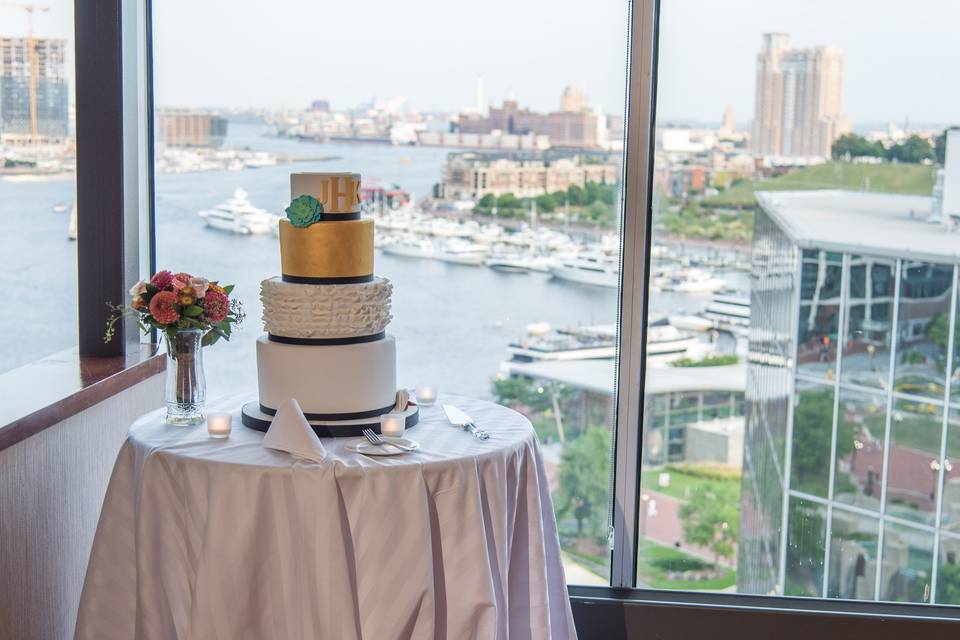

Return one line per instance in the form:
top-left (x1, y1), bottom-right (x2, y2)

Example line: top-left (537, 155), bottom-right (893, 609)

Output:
top-left (207, 413), bottom-right (232, 439)
top-left (415, 384), bottom-right (438, 406)
top-left (380, 412), bottom-right (406, 438)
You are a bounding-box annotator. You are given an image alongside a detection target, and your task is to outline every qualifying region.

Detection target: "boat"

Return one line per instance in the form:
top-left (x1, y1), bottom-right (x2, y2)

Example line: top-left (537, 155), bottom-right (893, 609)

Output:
top-left (505, 322), bottom-right (699, 364)
top-left (669, 267), bottom-right (727, 293)
top-left (198, 188), bottom-right (276, 235)
top-left (67, 204), bottom-right (77, 241)
top-left (548, 255), bottom-right (619, 289)
top-left (701, 291), bottom-right (750, 335)
top-left (485, 252), bottom-right (552, 274)
top-left (381, 236), bottom-right (435, 259)
top-left (435, 238), bottom-right (488, 266)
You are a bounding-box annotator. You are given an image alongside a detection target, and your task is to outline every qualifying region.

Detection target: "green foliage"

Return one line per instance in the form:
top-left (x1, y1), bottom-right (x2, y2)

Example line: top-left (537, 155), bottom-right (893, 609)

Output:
top-left (477, 193), bottom-right (496, 209)
top-left (497, 192), bottom-right (522, 210)
top-left (636, 539), bottom-right (737, 590)
top-left (887, 135), bottom-right (935, 164)
top-left (659, 201), bottom-right (753, 243)
top-left (937, 562), bottom-right (960, 605)
top-left (832, 133), bottom-right (885, 160)
top-left (491, 376), bottom-right (552, 414)
top-left (534, 193), bottom-right (556, 213)
top-left (677, 482), bottom-right (739, 568)
top-left (705, 162), bottom-right (938, 208)
top-left (285, 194), bottom-right (324, 227)
top-left (926, 312), bottom-right (950, 353)
top-left (790, 389), bottom-right (854, 496)
top-left (670, 354), bottom-right (739, 368)
top-left (556, 427), bottom-right (611, 538)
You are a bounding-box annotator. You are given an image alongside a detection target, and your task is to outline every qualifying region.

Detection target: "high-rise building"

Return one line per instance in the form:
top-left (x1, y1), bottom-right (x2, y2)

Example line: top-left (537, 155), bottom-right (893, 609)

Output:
top-left (0, 36), bottom-right (69, 143)
top-left (457, 88), bottom-right (604, 149)
top-left (720, 104), bottom-right (736, 136)
top-left (739, 189), bottom-right (960, 604)
top-left (751, 33), bottom-right (848, 159)
top-left (559, 85), bottom-right (588, 113)
top-left (159, 111), bottom-right (228, 148)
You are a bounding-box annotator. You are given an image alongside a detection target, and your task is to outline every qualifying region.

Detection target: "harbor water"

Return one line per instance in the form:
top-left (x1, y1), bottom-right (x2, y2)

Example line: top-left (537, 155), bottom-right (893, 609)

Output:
top-left (0, 122), bottom-right (747, 399)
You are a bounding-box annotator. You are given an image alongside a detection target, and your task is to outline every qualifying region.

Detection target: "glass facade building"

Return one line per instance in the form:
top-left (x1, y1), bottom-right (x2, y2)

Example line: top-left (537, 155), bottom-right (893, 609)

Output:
top-left (739, 192), bottom-right (960, 605)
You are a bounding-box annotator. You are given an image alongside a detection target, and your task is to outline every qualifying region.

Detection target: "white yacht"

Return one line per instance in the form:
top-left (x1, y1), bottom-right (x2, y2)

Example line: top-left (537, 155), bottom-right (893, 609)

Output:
top-left (435, 238), bottom-right (488, 266)
top-left (549, 255), bottom-right (619, 289)
top-left (485, 251), bottom-right (552, 274)
top-left (701, 291), bottom-right (751, 335)
top-left (381, 236), bottom-right (435, 259)
top-left (505, 322), bottom-right (699, 364)
top-left (198, 188), bottom-right (276, 235)
top-left (670, 267), bottom-right (727, 293)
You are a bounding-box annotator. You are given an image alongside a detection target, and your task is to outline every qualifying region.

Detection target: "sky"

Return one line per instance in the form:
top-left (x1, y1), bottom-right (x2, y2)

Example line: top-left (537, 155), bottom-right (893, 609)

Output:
top-left (6, 0), bottom-right (959, 126)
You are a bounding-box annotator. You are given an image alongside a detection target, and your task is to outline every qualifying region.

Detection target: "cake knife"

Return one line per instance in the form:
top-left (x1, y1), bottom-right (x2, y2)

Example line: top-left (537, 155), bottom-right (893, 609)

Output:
top-left (442, 404), bottom-right (490, 440)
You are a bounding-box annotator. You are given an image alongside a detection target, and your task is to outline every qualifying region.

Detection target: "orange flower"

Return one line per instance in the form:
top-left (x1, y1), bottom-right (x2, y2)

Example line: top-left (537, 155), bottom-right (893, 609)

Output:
top-left (177, 286), bottom-right (196, 306)
top-left (132, 297), bottom-right (146, 311)
top-left (208, 283), bottom-right (226, 295)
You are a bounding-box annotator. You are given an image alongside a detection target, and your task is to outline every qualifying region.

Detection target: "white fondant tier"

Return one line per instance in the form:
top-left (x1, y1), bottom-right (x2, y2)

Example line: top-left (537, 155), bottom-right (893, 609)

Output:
top-left (261, 276), bottom-right (392, 339)
top-left (255, 334), bottom-right (397, 416)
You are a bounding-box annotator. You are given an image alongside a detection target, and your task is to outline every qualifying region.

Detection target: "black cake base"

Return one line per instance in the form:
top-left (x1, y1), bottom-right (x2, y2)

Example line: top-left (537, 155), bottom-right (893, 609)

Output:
top-left (241, 401), bottom-right (419, 438)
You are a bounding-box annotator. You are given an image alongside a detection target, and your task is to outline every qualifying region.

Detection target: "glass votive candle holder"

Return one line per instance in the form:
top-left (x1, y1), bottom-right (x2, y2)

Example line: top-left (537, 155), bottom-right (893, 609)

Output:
top-left (415, 384), bottom-right (438, 406)
top-left (380, 412), bottom-right (406, 438)
top-left (207, 413), bottom-right (232, 439)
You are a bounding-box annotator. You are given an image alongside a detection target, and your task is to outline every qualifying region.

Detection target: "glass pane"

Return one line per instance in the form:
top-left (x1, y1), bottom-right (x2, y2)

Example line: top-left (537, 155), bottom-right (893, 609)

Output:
top-left (784, 496), bottom-right (826, 597)
top-left (938, 407), bottom-right (960, 536)
top-left (833, 388), bottom-right (886, 512)
top-left (790, 382), bottom-right (835, 498)
top-left (887, 398), bottom-right (944, 525)
top-left (0, 3), bottom-right (76, 374)
top-left (827, 509), bottom-right (878, 600)
top-left (841, 256), bottom-right (896, 389)
top-left (880, 521), bottom-right (934, 603)
top-left (642, 0), bottom-right (960, 607)
top-left (797, 250), bottom-right (843, 381)
top-left (153, 0), bottom-right (629, 586)
top-left (893, 262), bottom-right (953, 400)
top-left (938, 535), bottom-right (960, 605)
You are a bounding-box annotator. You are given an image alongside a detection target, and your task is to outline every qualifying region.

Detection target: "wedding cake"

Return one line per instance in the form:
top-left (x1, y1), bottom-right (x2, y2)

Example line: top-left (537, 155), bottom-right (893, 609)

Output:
top-left (241, 172), bottom-right (418, 436)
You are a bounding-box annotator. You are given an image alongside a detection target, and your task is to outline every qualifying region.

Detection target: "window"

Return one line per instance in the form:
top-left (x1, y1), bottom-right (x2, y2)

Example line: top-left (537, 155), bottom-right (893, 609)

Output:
top-left (638, 0), bottom-right (960, 609)
top-left (152, 0), bottom-right (629, 585)
top-left (0, 2), bottom-right (76, 373)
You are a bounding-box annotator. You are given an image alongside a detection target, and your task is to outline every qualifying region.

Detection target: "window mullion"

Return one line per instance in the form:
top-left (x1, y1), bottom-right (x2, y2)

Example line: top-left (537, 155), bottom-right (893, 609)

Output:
top-left (610, 0), bottom-right (659, 589)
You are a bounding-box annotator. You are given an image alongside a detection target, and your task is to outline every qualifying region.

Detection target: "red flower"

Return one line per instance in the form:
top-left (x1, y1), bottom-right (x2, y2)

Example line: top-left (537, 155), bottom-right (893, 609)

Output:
top-left (149, 290), bottom-right (180, 324)
top-left (150, 270), bottom-right (174, 290)
top-left (203, 289), bottom-right (229, 324)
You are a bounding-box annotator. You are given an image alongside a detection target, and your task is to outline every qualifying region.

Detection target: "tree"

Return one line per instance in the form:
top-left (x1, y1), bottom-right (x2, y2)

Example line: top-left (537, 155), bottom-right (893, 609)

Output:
top-left (831, 133), bottom-right (884, 160)
top-left (887, 135), bottom-right (935, 164)
top-left (937, 562), bottom-right (960, 605)
top-left (477, 193), bottom-right (496, 209)
top-left (678, 483), bottom-right (739, 569)
top-left (534, 193), bottom-right (556, 213)
top-left (584, 200), bottom-right (612, 224)
top-left (491, 376), bottom-right (551, 414)
top-left (496, 192), bottom-right (522, 211)
top-left (556, 427), bottom-right (611, 537)
top-left (790, 389), bottom-right (853, 495)
top-left (566, 184), bottom-right (584, 206)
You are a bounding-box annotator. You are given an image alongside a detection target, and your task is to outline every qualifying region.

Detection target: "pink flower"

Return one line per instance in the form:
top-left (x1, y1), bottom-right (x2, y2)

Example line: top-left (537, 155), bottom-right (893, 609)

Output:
top-left (171, 272), bottom-right (192, 291)
top-left (203, 290), bottom-right (229, 324)
top-left (189, 276), bottom-right (210, 298)
top-left (150, 270), bottom-right (173, 290)
top-left (149, 290), bottom-right (180, 325)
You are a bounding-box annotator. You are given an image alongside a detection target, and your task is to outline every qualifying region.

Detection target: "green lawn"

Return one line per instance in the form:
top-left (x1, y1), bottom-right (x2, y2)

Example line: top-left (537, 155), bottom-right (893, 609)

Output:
top-left (705, 162), bottom-right (938, 208)
top-left (640, 465), bottom-right (741, 503)
top-left (637, 538), bottom-right (736, 590)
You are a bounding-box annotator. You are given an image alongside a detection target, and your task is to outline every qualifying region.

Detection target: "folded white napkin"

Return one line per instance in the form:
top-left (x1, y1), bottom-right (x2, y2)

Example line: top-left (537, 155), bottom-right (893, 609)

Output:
top-left (262, 398), bottom-right (327, 462)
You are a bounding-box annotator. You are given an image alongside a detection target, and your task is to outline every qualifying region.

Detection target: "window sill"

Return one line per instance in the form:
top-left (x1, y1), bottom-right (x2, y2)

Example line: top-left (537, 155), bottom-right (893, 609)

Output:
top-left (0, 345), bottom-right (165, 452)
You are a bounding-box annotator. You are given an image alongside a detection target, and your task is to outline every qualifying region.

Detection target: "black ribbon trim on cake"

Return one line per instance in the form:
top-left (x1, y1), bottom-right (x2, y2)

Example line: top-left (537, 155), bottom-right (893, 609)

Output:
top-left (281, 274), bottom-right (374, 284)
top-left (267, 331), bottom-right (385, 346)
top-left (259, 402), bottom-right (395, 421)
top-left (318, 211), bottom-right (362, 221)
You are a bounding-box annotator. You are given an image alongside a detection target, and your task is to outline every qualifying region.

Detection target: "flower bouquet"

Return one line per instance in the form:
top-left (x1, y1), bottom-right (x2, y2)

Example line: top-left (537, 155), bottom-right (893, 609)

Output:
top-left (106, 271), bottom-right (245, 425)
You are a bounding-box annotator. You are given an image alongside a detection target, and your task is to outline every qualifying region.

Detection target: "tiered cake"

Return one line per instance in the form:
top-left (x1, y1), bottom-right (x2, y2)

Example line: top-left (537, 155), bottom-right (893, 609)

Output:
top-left (241, 172), bottom-right (418, 436)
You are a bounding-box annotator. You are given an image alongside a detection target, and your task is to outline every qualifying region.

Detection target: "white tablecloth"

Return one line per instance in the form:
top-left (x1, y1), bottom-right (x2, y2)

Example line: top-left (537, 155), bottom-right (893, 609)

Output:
top-left (75, 394), bottom-right (577, 640)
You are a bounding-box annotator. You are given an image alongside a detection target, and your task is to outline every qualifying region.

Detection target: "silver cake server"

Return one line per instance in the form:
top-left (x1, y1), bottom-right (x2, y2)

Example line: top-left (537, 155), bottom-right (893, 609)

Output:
top-left (442, 404), bottom-right (490, 440)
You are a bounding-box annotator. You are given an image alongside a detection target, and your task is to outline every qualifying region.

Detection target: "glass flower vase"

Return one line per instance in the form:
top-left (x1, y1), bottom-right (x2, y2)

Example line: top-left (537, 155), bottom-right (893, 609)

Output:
top-left (164, 328), bottom-right (206, 425)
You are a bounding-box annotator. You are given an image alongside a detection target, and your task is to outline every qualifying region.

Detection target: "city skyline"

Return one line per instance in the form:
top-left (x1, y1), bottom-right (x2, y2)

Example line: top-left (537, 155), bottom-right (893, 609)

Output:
top-left (6, 0), bottom-right (959, 125)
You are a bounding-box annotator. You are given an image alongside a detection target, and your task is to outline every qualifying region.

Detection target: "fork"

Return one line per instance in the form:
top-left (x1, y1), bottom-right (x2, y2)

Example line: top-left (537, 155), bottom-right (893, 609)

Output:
top-left (362, 428), bottom-right (418, 451)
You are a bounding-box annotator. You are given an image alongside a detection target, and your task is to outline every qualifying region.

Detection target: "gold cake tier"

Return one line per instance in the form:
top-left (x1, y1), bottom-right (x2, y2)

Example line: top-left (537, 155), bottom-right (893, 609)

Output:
top-left (279, 218), bottom-right (374, 282)
top-left (291, 172), bottom-right (361, 214)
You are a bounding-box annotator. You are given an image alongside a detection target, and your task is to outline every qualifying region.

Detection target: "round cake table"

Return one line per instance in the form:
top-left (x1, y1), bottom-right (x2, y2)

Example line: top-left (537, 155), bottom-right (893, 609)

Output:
top-left (75, 394), bottom-right (577, 640)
